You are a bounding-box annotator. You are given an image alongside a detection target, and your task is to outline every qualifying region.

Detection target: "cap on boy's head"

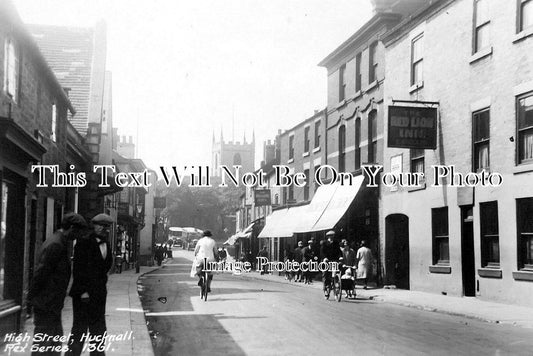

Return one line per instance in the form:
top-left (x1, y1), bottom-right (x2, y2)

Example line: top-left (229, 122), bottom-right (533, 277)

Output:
top-left (91, 213), bottom-right (113, 226)
top-left (298, 241), bottom-right (303, 246)
top-left (203, 230), bottom-right (212, 237)
top-left (62, 213), bottom-right (87, 229)
top-left (308, 240), bottom-right (313, 244)
top-left (326, 230), bottom-right (335, 237)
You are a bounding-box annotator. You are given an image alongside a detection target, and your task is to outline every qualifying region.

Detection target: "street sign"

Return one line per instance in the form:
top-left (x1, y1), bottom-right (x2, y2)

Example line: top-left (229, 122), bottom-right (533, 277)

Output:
top-left (388, 106), bottom-right (437, 149)
top-left (254, 189), bottom-right (271, 206)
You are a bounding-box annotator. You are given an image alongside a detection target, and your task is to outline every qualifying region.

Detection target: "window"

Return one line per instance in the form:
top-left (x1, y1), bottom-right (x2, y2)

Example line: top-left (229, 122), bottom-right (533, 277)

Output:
top-left (517, 198), bottom-right (533, 270)
top-left (480, 201), bottom-right (499, 267)
top-left (339, 64), bottom-right (346, 102)
top-left (233, 153), bottom-right (242, 166)
top-left (474, 0), bottom-right (490, 53)
top-left (432, 207), bottom-right (449, 265)
top-left (51, 103), bottom-right (57, 142)
top-left (289, 135), bottom-right (294, 160)
top-left (288, 184), bottom-right (294, 203)
top-left (338, 125), bottom-right (346, 172)
top-left (368, 42), bottom-right (378, 83)
top-left (411, 34), bottom-right (424, 85)
top-left (304, 126), bottom-right (310, 153)
top-left (473, 109), bottom-right (490, 171)
top-left (355, 118), bottom-right (361, 170)
top-left (314, 165), bottom-right (320, 193)
top-left (3, 37), bottom-right (19, 102)
top-left (517, 93), bottom-right (533, 164)
top-left (519, 0), bottom-right (533, 32)
top-left (314, 120), bottom-right (321, 148)
top-left (303, 169), bottom-right (310, 201)
top-left (410, 149), bottom-right (425, 174)
top-left (368, 111), bottom-right (377, 163)
top-left (355, 52), bottom-right (362, 92)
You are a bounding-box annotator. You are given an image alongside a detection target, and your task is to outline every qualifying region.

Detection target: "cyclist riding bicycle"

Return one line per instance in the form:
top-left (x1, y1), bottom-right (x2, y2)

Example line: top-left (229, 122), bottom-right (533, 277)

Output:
top-left (193, 230), bottom-right (218, 293)
top-left (321, 230), bottom-right (343, 298)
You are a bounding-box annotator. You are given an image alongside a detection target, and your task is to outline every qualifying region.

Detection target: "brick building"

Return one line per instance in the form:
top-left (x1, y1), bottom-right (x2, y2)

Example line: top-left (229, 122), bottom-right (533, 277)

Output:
top-left (381, 0), bottom-right (533, 306)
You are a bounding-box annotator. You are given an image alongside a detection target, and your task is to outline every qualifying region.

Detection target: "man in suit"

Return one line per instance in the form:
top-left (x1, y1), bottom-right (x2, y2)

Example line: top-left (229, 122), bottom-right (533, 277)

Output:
top-left (28, 213), bottom-right (87, 356)
top-left (302, 240), bottom-right (316, 284)
top-left (293, 241), bottom-right (304, 282)
top-left (67, 214), bottom-right (114, 356)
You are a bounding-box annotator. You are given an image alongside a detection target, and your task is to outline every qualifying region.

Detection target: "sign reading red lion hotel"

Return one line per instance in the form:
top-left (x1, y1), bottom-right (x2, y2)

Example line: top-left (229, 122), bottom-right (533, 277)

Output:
top-left (388, 106), bottom-right (437, 149)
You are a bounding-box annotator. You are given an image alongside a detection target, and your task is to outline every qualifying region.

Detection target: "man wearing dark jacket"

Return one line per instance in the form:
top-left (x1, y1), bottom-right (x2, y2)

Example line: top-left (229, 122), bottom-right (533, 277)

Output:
top-left (28, 213), bottom-right (87, 356)
top-left (67, 213), bottom-right (114, 356)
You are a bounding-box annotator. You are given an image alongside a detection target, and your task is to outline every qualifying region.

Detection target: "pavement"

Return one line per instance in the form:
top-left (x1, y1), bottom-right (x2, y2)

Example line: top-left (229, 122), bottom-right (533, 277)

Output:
top-left (236, 264), bottom-right (533, 329)
top-left (19, 266), bottom-right (158, 356)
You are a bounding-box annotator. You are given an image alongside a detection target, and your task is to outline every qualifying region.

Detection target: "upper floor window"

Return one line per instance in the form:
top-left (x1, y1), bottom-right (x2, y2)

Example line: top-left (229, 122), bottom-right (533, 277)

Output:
top-left (304, 126), bottom-right (310, 153)
top-left (410, 148), bottom-right (425, 174)
top-left (314, 120), bottom-right (321, 148)
top-left (368, 111), bottom-right (377, 163)
top-left (339, 64), bottom-right (346, 102)
top-left (517, 92), bottom-right (533, 164)
top-left (355, 52), bottom-right (362, 92)
top-left (303, 169), bottom-right (310, 201)
top-left (289, 135), bottom-right (295, 160)
top-left (368, 42), bottom-right (378, 83)
top-left (411, 34), bottom-right (424, 85)
top-left (338, 125), bottom-right (346, 172)
top-left (474, 0), bottom-right (490, 53)
top-left (518, 0), bottom-right (533, 32)
top-left (473, 109), bottom-right (490, 171)
top-left (3, 37), bottom-right (20, 102)
top-left (51, 103), bottom-right (57, 142)
top-left (355, 118), bottom-right (361, 170)
top-left (517, 198), bottom-right (533, 270)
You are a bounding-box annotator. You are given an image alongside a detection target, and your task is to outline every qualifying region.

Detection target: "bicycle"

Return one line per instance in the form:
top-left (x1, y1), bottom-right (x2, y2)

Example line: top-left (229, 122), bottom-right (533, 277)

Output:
top-left (199, 268), bottom-right (209, 301)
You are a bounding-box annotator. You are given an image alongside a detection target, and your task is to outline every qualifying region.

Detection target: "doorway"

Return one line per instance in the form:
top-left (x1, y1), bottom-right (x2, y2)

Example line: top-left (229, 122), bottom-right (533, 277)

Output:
top-left (385, 214), bottom-right (410, 289)
top-left (461, 205), bottom-right (475, 296)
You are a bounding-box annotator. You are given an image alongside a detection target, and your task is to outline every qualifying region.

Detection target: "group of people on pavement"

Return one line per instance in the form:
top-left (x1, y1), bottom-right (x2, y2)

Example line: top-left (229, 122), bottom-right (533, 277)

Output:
top-left (284, 230), bottom-right (373, 289)
top-left (154, 243), bottom-right (172, 265)
top-left (28, 212), bottom-right (115, 355)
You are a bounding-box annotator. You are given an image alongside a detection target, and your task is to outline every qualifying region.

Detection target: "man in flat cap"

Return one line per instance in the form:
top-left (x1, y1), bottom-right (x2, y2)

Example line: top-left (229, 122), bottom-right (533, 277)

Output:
top-left (67, 213), bottom-right (114, 356)
top-left (28, 213), bottom-right (87, 355)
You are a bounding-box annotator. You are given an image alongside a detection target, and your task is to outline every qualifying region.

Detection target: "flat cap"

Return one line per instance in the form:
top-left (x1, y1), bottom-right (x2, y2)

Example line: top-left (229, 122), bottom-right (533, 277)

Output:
top-left (62, 213), bottom-right (87, 228)
top-left (326, 230), bottom-right (335, 236)
top-left (91, 213), bottom-right (114, 226)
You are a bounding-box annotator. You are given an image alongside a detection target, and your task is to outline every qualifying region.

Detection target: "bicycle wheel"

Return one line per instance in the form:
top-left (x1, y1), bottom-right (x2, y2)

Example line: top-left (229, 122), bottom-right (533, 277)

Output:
top-left (324, 281), bottom-right (331, 300)
top-left (334, 276), bottom-right (342, 302)
top-left (202, 272), bottom-right (209, 301)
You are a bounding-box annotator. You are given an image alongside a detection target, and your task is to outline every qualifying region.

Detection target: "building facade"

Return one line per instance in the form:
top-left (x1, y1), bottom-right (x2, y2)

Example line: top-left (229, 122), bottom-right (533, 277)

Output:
top-left (381, 0), bottom-right (533, 306)
top-left (212, 131), bottom-right (255, 177)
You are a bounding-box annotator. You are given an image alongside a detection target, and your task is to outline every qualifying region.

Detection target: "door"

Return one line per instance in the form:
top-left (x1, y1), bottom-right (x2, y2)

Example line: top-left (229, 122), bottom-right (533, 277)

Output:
top-left (385, 214), bottom-right (410, 289)
top-left (461, 206), bottom-right (475, 297)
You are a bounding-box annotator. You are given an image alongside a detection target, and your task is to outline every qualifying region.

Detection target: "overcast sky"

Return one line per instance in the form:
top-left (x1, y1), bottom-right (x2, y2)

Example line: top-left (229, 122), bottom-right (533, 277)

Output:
top-left (13, 0), bottom-right (373, 171)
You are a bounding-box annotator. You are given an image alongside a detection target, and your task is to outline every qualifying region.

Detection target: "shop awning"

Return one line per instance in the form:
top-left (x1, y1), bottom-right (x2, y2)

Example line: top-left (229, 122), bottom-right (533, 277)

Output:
top-left (236, 222), bottom-right (255, 239)
top-left (258, 205), bottom-right (308, 238)
top-left (306, 176), bottom-right (364, 232)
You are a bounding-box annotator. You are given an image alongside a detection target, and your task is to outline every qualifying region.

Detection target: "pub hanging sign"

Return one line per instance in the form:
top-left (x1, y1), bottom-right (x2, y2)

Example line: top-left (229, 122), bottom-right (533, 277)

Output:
top-left (388, 105), bottom-right (437, 149)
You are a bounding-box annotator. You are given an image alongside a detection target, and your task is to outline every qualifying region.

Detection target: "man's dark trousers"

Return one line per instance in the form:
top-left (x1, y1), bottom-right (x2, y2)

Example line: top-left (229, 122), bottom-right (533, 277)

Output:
top-left (32, 308), bottom-right (63, 356)
top-left (68, 296), bottom-right (107, 356)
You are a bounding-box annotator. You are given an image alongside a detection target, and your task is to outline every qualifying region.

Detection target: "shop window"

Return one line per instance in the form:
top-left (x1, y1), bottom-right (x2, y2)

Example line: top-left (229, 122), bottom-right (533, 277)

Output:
top-left (355, 52), bottom-right (362, 92)
top-left (517, 92), bottom-right (533, 164)
top-left (473, 109), bottom-right (490, 171)
top-left (410, 148), bottom-right (425, 174)
top-left (0, 182), bottom-right (7, 301)
top-left (411, 34), bottom-right (424, 85)
top-left (517, 198), bottom-right (533, 270)
top-left (368, 42), bottom-right (378, 84)
top-left (3, 37), bottom-right (20, 102)
top-left (338, 125), bottom-right (346, 172)
top-left (314, 120), bottom-right (321, 148)
top-left (480, 201), bottom-right (499, 267)
top-left (368, 111), bottom-right (377, 163)
top-left (339, 63), bottom-right (346, 102)
top-left (432, 207), bottom-right (449, 265)
top-left (474, 0), bottom-right (490, 53)
top-left (355, 118), bottom-right (361, 170)
top-left (518, 0), bottom-right (533, 32)
top-left (304, 126), bottom-right (310, 153)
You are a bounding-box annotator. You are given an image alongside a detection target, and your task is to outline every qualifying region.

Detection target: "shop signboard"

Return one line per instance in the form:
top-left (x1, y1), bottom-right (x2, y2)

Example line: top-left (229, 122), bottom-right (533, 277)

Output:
top-left (254, 189), bottom-right (271, 206)
top-left (388, 106), bottom-right (437, 149)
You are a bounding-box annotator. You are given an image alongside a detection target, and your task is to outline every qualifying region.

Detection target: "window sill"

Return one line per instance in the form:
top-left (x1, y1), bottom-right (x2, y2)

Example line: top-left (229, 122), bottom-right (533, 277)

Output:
top-left (313, 146), bottom-right (321, 154)
top-left (287, 158), bottom-right (294, 164)
top-left (429, 265), bottom-right (451, 274)
top-left (513, 270), bottom-right (533, 281)
top-left (409, 81), bottom-right (424, 94)
top-left (469, 46), bottom-right (493, 64)
top-left (364, 80), bottom-right (378, 93)
top-left (513, 163), bottom-right (533, 175)
top-left (336, 99), bottom-right (346, 110)
top-left (513, 27), bottom-right (533, 43)
top-left (352, 90), bottom-right (362, 100)
top-left (407, 181), bottom-right (426, 192)
top-left (0, 300), bottom-right (20, 317)
top-left (478, 267), bottom-right (502, 279)
top-left (302, 151), bottom-right (310, 158)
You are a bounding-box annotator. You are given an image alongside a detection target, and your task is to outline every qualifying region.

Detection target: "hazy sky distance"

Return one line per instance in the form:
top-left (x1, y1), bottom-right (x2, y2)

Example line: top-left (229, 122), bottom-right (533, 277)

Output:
top-left (12, 0), bottom-right (373, 171)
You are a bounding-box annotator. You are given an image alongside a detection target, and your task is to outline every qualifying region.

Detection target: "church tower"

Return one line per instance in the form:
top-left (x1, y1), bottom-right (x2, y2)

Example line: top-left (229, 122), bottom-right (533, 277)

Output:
top-left (212, 129), bottom-right (255, 177)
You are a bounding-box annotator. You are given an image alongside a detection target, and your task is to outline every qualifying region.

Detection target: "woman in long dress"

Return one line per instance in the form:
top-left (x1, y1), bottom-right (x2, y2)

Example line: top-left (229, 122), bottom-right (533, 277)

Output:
top-left (356, 240), bottom-right (373, 289)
